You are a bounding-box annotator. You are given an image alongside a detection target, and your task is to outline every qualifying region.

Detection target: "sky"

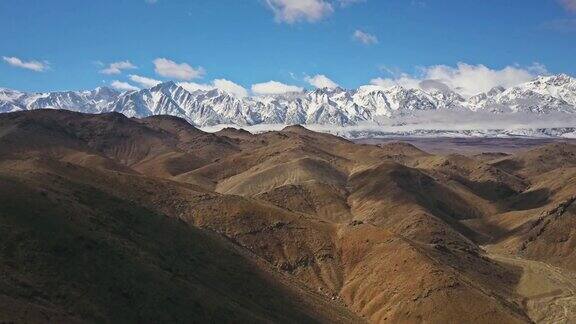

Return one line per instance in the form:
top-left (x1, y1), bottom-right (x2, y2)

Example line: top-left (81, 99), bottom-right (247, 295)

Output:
top-left (1, 0), bottom-right (575, 97)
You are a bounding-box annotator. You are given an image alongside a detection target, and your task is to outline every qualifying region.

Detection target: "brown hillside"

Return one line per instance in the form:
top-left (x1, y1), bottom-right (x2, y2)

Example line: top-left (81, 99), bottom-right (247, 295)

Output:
top-left (3, 110), bottom-right (576, 322)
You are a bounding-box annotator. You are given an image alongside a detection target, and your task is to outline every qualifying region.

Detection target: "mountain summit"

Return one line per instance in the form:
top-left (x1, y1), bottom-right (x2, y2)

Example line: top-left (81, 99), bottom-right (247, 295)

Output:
top-left (1, 74), bottom-right (575, 127)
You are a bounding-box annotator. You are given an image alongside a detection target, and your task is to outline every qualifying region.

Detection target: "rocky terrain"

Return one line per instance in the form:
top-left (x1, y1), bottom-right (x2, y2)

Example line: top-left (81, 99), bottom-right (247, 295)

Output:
top-left (0, 109), bottom-right (575, 323)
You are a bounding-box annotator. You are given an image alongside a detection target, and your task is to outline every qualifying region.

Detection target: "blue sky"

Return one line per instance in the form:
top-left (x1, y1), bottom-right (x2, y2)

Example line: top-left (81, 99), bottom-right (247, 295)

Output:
top-left (1, 0), bottom-right (575, 96)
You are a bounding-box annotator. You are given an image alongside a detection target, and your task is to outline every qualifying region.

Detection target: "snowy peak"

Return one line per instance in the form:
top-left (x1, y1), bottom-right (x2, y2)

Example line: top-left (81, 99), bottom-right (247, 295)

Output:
top-left (150, 81), bottom-right (179, 95)
top-left (1, 73), bottom-right (575, 126)
top-left (0, 87), bottom-right (120, 113)
top-left (468, 74), bottom-right (576, 114)
top-left (539, 73), bottom-right (574, 86)
top-left (0, 88), bottom-right (26, 102)
top-left (487, 86), bottom-right (506, 96)
top-left (517, 74), bottom-right (576, 106)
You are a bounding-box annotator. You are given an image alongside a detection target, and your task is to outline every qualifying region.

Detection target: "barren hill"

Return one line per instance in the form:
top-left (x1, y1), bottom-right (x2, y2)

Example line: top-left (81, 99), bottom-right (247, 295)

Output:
top-left (1, 110), bottom-right (575, 323)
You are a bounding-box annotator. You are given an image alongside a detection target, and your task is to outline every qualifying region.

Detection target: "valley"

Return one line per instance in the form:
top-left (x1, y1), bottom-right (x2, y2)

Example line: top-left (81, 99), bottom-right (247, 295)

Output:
top-left (485, 249), bottom-right (576, 323)
top-left (356, 137), bottom-right (576, 154)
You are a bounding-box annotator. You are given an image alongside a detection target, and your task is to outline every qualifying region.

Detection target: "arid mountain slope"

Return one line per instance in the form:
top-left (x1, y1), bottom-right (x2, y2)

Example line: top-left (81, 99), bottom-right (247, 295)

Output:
top-left (2, 109), bottom-right (575, 323)
top-left (0, 158), bottom-right (360, 323)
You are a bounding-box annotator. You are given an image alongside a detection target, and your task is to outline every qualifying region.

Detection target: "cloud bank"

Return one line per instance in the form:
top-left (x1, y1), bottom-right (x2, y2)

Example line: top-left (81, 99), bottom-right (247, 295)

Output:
top-left (370, 63), bottom-right (548, 97)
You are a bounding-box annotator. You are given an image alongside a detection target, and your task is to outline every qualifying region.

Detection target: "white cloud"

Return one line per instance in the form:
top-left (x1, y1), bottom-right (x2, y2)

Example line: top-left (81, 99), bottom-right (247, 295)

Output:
top-left (263, 0), bottom-right (364, 23)
top-left (129, 74), bottom-right (161, 88)
top-left (251, 81), bottom-right (304, 95)
top-left (99, 61), bottom-right (136, 75)
top-left (178, 79), bottom-right (248, 98)
top-left (111, 80), bottom-right (139, 91)
top-left (153, 58), bottom-right (205, 80)
top-left (265, 0), bottom-right (334, 23)
top-left (559, 0), bottom-right (576, 12)
top-left (369, 63), bottom-right (547, 97)
top-left (353, 30), bottom-right (378, 45)
top-left (213, 79), bottom-right (248, 98)
top-left (305, 74), bottom-right (339, 88)
top-left (2, 56), bottom-right (48, 72)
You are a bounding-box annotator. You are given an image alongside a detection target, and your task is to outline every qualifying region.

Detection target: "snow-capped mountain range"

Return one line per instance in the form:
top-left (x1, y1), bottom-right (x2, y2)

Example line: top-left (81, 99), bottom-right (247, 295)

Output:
top-left (1, 74), bottom-right (576, 127)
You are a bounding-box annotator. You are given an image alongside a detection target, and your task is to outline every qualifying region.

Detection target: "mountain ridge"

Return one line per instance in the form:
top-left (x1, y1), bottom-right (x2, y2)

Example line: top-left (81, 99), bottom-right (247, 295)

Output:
top-left (1, 74), bottom-right (576, 127)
